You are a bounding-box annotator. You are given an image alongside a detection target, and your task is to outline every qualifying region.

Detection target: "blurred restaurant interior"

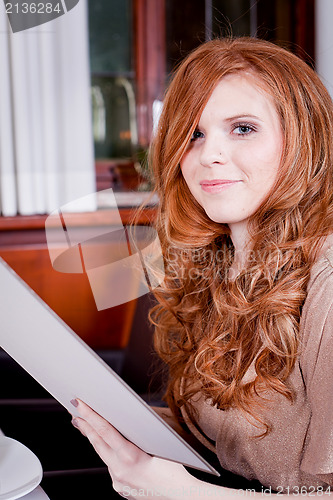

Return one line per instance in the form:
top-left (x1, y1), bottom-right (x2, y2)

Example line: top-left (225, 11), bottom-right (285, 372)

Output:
top-left (0, 0), bottom-right (330, 497)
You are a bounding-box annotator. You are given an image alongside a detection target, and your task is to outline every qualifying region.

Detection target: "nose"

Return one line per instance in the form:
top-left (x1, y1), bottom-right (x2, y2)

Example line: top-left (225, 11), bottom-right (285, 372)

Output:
top-left (199, 134), bottom-right (228, 168)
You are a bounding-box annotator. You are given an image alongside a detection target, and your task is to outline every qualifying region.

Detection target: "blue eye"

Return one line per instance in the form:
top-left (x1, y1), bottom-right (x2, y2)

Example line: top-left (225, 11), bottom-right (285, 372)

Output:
top-left (190, 129), bottom-right (204, 142)
top-left (233, 123), bottom-right (255, 135)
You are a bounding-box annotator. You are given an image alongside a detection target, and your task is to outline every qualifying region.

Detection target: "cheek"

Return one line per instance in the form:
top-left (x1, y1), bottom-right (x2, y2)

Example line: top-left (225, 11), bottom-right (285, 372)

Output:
top-left (254, 139), bottom-right (281, 162)
top-left (246, 139), bottom-right (282, 178)
top-left (179, 155), bottom-right (193, 184)
top-left (179, 159), bottom-right (203, 207)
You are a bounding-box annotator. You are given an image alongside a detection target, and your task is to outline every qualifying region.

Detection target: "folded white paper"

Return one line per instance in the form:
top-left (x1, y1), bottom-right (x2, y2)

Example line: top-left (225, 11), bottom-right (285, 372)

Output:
top-left (0, 257), bottom-right (218, 476)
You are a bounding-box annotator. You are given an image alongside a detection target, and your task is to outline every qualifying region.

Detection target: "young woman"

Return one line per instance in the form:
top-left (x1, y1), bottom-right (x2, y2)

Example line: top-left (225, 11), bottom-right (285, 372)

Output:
top-left (70, 38), bottom-right (333, 497)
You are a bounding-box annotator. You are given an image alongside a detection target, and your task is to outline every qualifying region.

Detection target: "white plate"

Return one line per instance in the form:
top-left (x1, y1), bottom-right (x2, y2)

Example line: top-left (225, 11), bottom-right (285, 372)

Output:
top-left (20, 487), bottom-right (49, 499)
top-left (0, 437), bottom-right (43, 499)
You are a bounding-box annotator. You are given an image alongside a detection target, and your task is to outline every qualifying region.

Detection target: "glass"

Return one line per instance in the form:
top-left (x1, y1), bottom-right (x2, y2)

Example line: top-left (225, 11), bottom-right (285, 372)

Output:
top-left (88, 0), bottom-right (132, 75)
top-left (91, 76), bottom-right (136, 159)
top-left (88, 0), bottom-right (135, 160)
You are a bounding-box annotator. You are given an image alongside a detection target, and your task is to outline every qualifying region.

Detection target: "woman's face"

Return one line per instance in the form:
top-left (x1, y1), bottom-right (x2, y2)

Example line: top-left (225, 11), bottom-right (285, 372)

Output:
top-left (180, 72), bottom-right (283, 240)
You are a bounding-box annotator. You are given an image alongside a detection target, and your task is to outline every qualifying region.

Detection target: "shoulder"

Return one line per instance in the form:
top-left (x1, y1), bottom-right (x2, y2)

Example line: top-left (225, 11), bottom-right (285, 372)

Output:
top-left (299, 245), bottom-right (333, 381)
top-left (304, 245), bottom-right (333, 311)
top-left (301, 244), bottom-right (333, 330)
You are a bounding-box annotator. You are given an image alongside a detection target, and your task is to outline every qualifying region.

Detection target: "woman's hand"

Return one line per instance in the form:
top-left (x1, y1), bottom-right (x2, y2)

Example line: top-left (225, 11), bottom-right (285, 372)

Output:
top-left (69, 399), bottom-right (333, 499)
top-left (70, 399), bottom-right (203, 499)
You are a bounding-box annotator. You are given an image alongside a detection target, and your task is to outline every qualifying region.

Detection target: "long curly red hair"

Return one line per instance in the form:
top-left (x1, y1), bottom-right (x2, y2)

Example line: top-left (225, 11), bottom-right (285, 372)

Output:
top-left (147, 38), bottom-right (333, 433)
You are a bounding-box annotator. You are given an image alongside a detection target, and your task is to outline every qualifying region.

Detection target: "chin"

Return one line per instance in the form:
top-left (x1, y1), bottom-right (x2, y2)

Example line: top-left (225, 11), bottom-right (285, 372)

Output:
top-left (204, 211), bottom-right (230, 224)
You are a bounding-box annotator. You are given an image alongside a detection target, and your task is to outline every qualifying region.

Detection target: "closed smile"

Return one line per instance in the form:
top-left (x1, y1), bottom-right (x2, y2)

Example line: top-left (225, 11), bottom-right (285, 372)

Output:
top-left (200, 179), bottom-right (241, 193)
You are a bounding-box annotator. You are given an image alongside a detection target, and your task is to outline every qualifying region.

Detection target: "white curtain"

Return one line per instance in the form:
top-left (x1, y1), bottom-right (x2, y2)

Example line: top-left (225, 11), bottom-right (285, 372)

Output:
top-left (0, 0), bottom-right (96, 216)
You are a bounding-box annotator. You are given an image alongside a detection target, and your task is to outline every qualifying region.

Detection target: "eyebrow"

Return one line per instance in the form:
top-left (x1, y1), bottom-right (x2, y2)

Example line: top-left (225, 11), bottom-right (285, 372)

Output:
top-left (223, 114), bottom-right (263, 122)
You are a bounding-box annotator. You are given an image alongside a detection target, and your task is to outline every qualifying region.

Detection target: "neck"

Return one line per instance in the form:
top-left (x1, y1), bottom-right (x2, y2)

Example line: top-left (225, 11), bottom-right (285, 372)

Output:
top-left (228, 222), bottom-right (251, 277)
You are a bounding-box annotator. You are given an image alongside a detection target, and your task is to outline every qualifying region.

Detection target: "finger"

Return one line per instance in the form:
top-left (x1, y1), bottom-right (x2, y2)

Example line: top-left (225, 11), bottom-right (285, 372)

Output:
top-left (72, 415), bottom-right (116, 467)
top-left (71, 417), bottom-right (86, 436)
top-left (71, 399), bottom-right (127, 451)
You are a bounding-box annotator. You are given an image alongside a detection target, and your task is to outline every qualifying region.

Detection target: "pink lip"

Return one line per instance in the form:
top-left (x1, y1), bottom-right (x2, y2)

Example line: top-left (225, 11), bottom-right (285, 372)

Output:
top-left (200, 179), bottom-right (241, 193)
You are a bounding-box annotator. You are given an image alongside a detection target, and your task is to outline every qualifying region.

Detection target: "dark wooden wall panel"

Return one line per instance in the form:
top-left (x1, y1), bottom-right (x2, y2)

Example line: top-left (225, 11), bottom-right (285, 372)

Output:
top-left (0, 208), bottom-right (156, 349)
